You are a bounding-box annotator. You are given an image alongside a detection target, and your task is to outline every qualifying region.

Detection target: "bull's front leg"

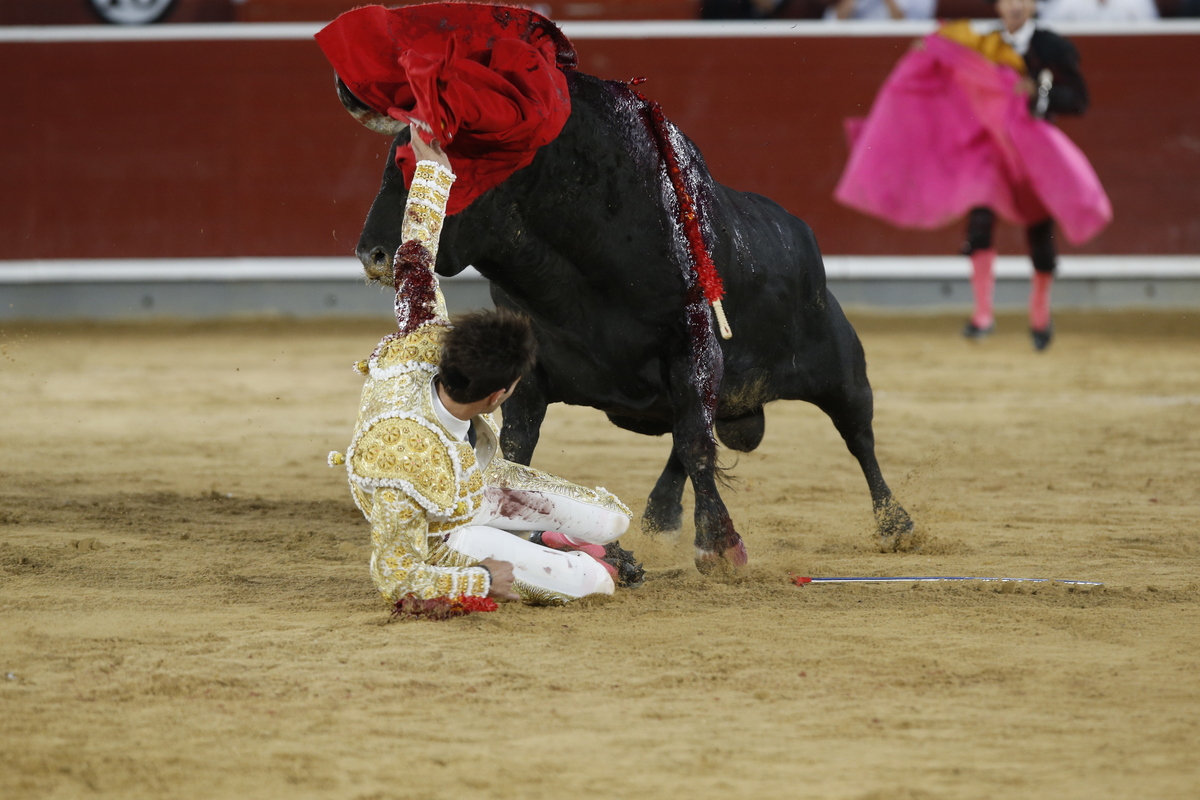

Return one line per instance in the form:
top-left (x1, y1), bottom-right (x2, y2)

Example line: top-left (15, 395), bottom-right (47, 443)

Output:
top-left (641, 447), bottom-right (687, 536)
top-left (668, 363), bottom-right (748, 573)
top-left (498, 368), bottom-right (549, 466)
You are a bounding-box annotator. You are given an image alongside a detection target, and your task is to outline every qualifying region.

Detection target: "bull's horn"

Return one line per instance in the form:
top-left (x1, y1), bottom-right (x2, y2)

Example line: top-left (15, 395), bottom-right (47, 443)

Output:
top-left (335, 75), bottom-right (407, 136)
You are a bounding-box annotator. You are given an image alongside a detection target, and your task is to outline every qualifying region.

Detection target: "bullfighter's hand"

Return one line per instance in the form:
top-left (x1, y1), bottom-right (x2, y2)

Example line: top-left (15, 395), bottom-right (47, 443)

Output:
top-left (480, 557), bottom-right (520, 601)
top-left (1015, 76), bottom-right (1037, 97)
top-left (408, 117), bottom-right (452, 171)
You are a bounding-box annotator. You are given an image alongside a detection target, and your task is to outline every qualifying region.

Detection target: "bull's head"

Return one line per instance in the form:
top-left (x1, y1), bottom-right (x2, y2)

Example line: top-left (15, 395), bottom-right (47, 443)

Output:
top-left (336, 76), bottom-right (409, 286)
top-left (335, 76), bottom-right (406, 137)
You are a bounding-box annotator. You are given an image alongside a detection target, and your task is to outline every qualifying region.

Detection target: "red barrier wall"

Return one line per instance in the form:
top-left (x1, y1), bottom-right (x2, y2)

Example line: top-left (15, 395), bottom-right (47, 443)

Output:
top-left (1, 30), bottom-right (1197, 260)
top-left (576, 34), bottom-right (1200, 255)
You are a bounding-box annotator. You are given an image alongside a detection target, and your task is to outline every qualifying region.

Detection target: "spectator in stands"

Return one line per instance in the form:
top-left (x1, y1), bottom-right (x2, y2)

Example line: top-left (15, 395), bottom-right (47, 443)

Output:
top-left (701, 0), bottom-right (786, 18)
top-left (824, 0), bottom-right (936, 19)
top-left (702, 0), bottom-right (837, 19)
top-left (1038, 0), bottom-right (1159, 21)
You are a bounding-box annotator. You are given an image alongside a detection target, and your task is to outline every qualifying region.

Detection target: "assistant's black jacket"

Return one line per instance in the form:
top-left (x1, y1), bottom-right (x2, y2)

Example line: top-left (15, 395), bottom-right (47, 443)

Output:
top-left (1025, 29), bottom-right (1089, 118)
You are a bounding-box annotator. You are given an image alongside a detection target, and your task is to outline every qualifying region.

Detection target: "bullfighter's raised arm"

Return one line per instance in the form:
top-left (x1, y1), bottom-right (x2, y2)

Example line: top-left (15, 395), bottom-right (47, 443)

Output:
top-left (402, 122), bottom-right (455, 263)
top-left (393, 123), bottom-right (455, 330)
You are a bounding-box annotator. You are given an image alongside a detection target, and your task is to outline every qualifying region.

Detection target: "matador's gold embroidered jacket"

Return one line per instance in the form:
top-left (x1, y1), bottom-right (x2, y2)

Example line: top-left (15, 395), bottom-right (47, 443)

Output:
top-left (337, 160), bottom-right (629, 605)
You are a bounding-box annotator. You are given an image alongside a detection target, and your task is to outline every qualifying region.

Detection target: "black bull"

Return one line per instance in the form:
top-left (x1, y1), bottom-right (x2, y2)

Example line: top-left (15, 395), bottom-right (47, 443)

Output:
top-left (350, 71), bottom-right (913, 570)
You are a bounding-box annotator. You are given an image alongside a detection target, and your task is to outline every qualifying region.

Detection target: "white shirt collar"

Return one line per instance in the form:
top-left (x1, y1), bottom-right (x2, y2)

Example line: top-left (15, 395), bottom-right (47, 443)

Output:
top-left (1001, 19), bottom-right (1036, 56)
top-left (430, 376), bottom-right (472, 442)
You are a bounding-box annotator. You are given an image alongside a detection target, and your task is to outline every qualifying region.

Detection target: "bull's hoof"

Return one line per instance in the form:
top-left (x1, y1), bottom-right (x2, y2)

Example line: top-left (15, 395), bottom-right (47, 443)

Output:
top-left (875, 499), bottom-right (916, 552)
top-left (641, 501), bottom-right (684, 537)
top-left (875, 499), bottom-right (913, 535)
top-left (694, 539), bottom-right (749, 575)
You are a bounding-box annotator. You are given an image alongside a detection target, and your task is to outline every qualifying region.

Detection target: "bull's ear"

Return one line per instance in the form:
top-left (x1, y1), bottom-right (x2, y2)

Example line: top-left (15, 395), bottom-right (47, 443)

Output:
top-left (335, 75), bottom-right (407, 137)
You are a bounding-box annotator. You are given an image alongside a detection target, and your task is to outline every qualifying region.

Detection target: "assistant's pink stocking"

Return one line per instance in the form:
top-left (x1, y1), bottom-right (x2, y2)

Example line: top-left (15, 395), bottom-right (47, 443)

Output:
top-left (1030, 271), bottom-right (1054, 331)
top-left (970, 249), bottom-right (996, 329)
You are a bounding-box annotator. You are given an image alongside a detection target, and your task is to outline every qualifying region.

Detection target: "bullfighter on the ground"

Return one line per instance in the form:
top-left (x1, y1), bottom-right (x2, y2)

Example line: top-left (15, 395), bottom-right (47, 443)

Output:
top-left (328, 129), bottom-right (636, 612)
top-left (835, 0), bottom-right (1112, 351)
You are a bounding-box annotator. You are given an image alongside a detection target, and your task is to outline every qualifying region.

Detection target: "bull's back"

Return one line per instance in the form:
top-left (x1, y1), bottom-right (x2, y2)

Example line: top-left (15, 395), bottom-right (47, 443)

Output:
top-left (485, 72), bottom-right (854, 416)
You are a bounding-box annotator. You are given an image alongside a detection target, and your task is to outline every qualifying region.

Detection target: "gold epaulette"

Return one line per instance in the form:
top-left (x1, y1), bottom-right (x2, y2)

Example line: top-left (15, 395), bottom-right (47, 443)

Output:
top-left (351, 416), bottom-right (459, 515)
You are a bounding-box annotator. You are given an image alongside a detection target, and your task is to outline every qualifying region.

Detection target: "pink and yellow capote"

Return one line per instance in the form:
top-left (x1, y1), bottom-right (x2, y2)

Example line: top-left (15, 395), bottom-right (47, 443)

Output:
top-left (835, 22), bottom-right (1111, 245)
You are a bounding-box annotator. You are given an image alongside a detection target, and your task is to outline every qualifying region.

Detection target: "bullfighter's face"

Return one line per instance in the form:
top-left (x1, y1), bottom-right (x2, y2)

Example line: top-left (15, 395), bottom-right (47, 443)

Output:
top-left (996, 0), bottom-right (1036, 33)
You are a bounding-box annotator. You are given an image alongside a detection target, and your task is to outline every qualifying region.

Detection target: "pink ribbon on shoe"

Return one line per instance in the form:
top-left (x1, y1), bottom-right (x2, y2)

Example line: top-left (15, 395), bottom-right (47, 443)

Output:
top-left (539, 531), bottom-right (617, 579)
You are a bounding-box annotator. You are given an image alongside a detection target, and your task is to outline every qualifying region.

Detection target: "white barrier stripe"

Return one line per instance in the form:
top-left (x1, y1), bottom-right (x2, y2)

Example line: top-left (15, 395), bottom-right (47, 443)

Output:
top-left (0, 257), bottom-right (1196, 283)
top-left (563, 19), bottom-right (1200, 38)
top-left (821, 255), bottom-right (1200, 279)
top-left (577, 20), bottom-right (942, 37)
top-left (0, 22), bottom-right (321, 42)
top-left (1, 19), bottom-right (1198, 44)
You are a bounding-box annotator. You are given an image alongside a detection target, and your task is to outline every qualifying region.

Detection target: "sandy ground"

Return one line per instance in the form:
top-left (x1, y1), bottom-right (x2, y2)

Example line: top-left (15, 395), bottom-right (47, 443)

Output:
top-left (2, 311), bottom-right (1198, 800)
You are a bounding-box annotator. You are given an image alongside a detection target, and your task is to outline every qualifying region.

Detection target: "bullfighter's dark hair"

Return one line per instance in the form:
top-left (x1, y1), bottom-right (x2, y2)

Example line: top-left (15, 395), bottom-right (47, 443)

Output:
top-left (439, 308), bottom-right (537, 404)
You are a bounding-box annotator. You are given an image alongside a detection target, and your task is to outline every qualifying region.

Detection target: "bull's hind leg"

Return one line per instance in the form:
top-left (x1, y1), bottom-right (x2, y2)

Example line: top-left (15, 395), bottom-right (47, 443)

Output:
top-left (839, 413), bottom-right (913, 541)
top-left (816, 381), bottom-right (913, 546)
top-left (803, 303), bottom-right (913, 546)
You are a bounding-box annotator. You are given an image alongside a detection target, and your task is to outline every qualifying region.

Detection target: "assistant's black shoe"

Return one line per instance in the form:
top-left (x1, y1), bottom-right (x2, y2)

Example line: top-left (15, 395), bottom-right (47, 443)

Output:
top-left (603, 540), bottom-right (646, 589)
top-left (962, 320), bottom-right (995, 340)
top-left (1031, 322), bottom-right (1054, 351)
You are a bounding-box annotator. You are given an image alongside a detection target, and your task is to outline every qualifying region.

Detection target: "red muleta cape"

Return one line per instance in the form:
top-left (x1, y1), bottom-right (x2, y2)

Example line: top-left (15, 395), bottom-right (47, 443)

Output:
top-left (315, 3), bottom-right (576, 215)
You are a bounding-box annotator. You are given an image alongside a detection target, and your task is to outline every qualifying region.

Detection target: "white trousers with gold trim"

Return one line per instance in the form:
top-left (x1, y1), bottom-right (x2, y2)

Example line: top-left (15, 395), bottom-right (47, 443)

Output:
top-left (473, 486), bottom-right (629, 543)
top-left (446, 527), bottom-right (614, 599)
top-left (444, 486), bottom-right (631, 600)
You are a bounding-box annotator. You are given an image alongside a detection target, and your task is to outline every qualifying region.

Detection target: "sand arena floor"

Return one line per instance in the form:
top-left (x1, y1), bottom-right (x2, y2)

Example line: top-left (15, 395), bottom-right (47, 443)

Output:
top-left (1, 311), bottom-right (1198, 800)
